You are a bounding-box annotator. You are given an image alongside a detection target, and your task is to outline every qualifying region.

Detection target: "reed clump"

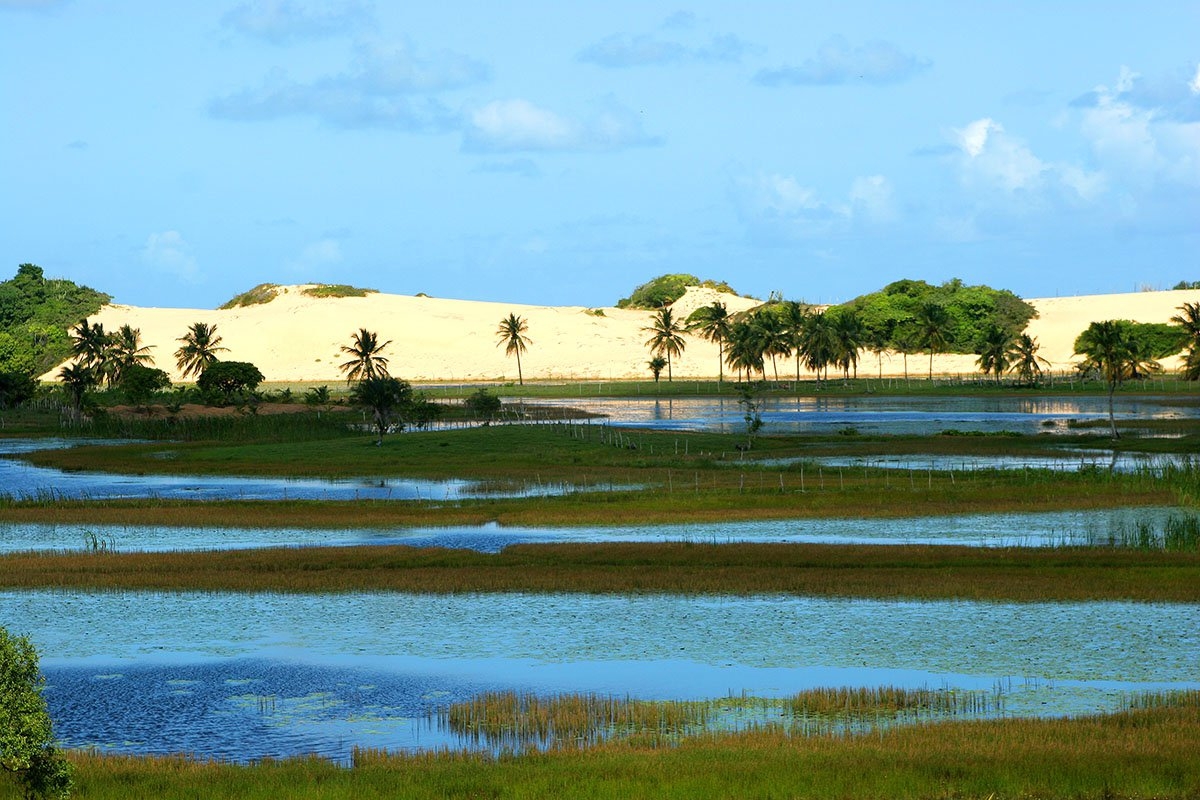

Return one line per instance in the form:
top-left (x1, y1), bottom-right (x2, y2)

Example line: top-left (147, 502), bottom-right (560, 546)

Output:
top-left (785, 685), bottom-right (997, 717)
top-left (440, 691), bottom-right (711, 749)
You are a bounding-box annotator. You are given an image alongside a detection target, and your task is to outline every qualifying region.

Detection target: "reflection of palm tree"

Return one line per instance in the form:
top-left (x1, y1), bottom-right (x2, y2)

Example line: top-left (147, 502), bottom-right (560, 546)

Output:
top-left (686, 302), bottom-right (731, 384)
top-left (915, 302), bottom-right (951, 380)
top-left (643, 308), bottom-right (686, 382)
top-left (495, 314), bottom-right (532, 386)
top-left (339, 328), bottom-right (392, 382)
top-left (175, 322), bottom-right (228, 379)
top-left (1008, 333), bottom-right (1050, 385)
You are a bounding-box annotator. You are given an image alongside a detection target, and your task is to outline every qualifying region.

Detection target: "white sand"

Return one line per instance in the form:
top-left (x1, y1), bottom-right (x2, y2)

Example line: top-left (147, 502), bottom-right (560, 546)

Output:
top-left (44, 285), bottom-right (1200, 384)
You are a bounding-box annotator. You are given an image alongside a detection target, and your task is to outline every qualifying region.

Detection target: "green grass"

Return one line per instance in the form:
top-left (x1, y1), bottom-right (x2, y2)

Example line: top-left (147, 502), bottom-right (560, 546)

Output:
top-left (4, 541), bottom-right (1197, 601)
top-left (15, 701), bottom-right (1200, 799)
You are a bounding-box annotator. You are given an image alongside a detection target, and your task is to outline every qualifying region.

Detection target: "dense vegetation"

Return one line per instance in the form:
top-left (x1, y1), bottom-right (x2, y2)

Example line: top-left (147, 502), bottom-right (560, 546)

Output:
top-left (842, 278), bottom-right (1037, 355)
top-left (301, 284), bottom-right (376, 299)
top-left (616, 274), bottom-right (742, 309)
top-left (0, 264), bottom-right (109, 375)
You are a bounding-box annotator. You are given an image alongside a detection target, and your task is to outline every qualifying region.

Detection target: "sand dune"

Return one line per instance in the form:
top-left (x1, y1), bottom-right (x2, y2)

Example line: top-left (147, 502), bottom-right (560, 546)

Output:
top-left (47, 285), bottom-right (1200, 384)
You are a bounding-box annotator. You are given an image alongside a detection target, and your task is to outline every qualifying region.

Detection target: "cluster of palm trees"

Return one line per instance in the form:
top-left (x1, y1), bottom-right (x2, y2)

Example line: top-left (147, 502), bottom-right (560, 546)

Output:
top-left (59, 319), bottom-right (231, 412)
top-left (654, 301), bottom-right (875, 385)
top-left (974, 328), bottom-right (1050, 385)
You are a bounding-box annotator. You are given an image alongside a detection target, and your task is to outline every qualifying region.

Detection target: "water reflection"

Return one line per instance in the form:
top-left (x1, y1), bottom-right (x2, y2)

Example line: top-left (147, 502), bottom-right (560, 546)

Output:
top-left (1, 507), bottom-right (1186, 553)
top-left (529, 395), bottom-right (1200, 435)
top-left (6, 590), bottom-right (1197, 762)
top-left (0, 439), bottom-right (616, 501)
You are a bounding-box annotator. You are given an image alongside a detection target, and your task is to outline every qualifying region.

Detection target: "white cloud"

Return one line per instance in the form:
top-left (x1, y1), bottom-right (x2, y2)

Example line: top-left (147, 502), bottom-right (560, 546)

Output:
top-left (732, 171), bottom-right (897, 241)
top-left (141, 231), bottom-right (199, 281)
top-left (755, 36), bottom-right (930, 87)
top-left (953, 118), bottom-right (1046, 193)
top-left (464, 98), bottom-right (660, 153)
top-left (221, 0), bottom-right (373, 43)
top-left (1190, 64), bottom-right (1200, 95)
top-left (210, 40), bottom-right (485, 130)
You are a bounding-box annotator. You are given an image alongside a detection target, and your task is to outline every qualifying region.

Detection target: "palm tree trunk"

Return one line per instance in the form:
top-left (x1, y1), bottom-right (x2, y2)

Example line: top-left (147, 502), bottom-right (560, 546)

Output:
top-left (516, 350), bottom-right (523, 386)
top-left (667, 353), bottom-right (672, 382)
top-left (928, 351), bottom-right (934, 380)
top-left (718, 343), bottom-right (724, 386)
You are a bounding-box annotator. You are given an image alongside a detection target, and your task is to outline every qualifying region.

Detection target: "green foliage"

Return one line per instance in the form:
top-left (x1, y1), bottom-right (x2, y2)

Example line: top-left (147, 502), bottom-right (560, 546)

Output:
top-left (465, 388), bottom-right (502, 419)
top-left (0, 626), bottom-right (73, 799)
top-left (1173, 280), bottom-right (1200, 290)
top-left (0, 371), bottom-right (37, 409)
top-left (217, 283), bottom-right (280, 309)
top-left (302, 284), bottom-right (377, 299)
top-left (119, 364), bottom-right (171, 408)
top-left (0, 264), bottom-right (109, 376)
top-left (843, 278), bottom-right (1036, 354)
top-left (196, 361), bottom-right (264, 405)
top-left (616, 274), bottom-right (741, 309)
top-left (350, 376), bottom-right (413, 444)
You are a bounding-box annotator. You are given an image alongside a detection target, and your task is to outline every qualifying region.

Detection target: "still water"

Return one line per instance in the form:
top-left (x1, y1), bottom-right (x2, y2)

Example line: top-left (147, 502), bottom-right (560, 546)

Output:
top-left (0, 439), bottom-right (615, 501)
top-left (5, 590), bottom-right (1197, 762)
top-left (530, 395), bottom-right (1200, 435)
top-left (0, 507), bottom-right (1185, 553)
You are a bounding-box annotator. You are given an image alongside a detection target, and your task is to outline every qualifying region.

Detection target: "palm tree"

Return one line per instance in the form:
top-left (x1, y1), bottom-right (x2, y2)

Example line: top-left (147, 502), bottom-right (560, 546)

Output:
top-left (1074, 320), bottom-right (1151, 439)
top-left (1171, 302), bottom-right (1200, 381)
top-left (643, 307), bottom-right (686, 382)
top-left (58, 362), bottom-right (95, 414)
top-left (339, 328), bottom-right (392, 382)
top-left (174, 322), bottom-right (227, 379)
top-left (975, 325), bottom-right (1015, 384)
top-left (70, 319), bottom-right (114, 384)
top-left (495, 314), bottom-right (532, 386)
top-left (1008, 333), bottom-right (1050, 386)
top-left (830, 309), bottom-right (863, 380)
top-left (780, 301), bottom-right (810, 384)
top-left (647, 355), bottom-right (667, 383)
top-left (752, 310), bottom-right (790, 382)
top-left (686, 302), bottom-right (731, 384)
top-left (915, 301), bottom-right (952, 380)
top-left (724, 320), bottom-right (765, 382)
top-left (799, 311), bottom-right (838, 384)
top-left (108, 324), bottom-right (155, 385)
top-left (350, 376), bottom-right (412, 445)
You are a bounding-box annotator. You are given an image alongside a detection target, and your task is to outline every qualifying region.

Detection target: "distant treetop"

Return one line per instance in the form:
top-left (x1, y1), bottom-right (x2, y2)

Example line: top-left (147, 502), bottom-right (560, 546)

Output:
top-left (0, 263), bottom-right (110, 375)
top-left (616, 274), bottom-right (745, 309)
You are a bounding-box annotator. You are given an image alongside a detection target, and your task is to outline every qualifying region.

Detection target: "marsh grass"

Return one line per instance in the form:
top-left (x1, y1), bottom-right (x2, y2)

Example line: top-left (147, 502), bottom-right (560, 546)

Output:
top-left (438, 687), bottom-right (1002, 751)
top-left (3, 541), bottom-right (1198, 601)
top-left (25, 700), bottom-right (1200, 800)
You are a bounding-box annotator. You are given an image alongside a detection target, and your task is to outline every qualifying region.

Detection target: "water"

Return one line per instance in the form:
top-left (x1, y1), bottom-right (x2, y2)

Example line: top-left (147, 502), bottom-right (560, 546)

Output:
top-left (0, 439), bottom-right (619, 501)
top-left (803, 452), bottom-right (1195, 473)
top-left (5, 590), bottom-right (1197, 762)
top-left (528, 395), bottom-right (1200, 435)
top-left (1, 507), bottom-right (1186, 553)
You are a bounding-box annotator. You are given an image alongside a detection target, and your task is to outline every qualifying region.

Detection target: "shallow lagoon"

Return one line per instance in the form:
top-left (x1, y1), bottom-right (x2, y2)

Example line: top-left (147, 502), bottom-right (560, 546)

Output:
top-left (530, 395), bottom-right (1200, 435)
top-left (0, 507), bottom-right (1186, 553)
top-left (5, 590), bottom-right (1198, 761)
top-left (0, 439), bottom-right (616, 501)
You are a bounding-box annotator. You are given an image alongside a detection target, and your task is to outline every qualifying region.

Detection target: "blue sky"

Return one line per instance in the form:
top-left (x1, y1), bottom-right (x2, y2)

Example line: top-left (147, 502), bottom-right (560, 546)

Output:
top-left (2, 1), bottom-right (1198, 309)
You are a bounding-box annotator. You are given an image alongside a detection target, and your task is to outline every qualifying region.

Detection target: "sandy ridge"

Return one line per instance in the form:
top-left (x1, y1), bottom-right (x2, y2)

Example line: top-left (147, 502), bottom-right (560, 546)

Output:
top-left (46, 285), bottom-right (1200, 384)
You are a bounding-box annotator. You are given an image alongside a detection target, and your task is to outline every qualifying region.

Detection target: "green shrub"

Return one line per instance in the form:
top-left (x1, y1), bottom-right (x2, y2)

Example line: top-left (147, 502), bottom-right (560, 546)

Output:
top-left (217, 283), bottom-right (280, 309)
top-left (616, 274), bottom-right (742, 309)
